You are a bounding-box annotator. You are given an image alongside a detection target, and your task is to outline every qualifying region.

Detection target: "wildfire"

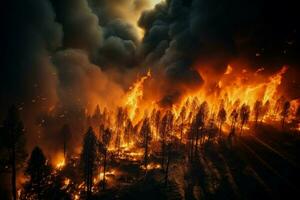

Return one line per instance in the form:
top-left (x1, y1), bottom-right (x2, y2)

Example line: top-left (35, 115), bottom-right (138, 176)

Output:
top-left (94, 169), bottom-right (116, 184)
top-left (263, 66), bottom-right (288, 103)
top-left (53, 153), bottom-right (66, 170)
top-left (224, 64), bottom-right (233, 75)
top-left (141, 163), bottom-right (162, 170)
top-left (124, 70), bottom-right (151, 121)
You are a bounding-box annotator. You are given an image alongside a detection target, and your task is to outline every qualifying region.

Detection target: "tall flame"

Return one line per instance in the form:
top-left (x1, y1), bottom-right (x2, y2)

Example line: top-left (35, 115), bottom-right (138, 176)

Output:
top-left (124, 70), bottom-right (151, 120)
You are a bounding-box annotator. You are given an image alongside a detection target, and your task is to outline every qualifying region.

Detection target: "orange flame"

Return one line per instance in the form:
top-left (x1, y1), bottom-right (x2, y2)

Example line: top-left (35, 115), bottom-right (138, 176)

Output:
top-left (124, 70), bottom-right (151, 120)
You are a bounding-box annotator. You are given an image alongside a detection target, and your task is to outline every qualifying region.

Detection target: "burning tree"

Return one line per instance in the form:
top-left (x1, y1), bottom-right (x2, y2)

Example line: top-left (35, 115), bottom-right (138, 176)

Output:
top-left (100, 128), bottom-right (112, 189)
top-left (194, 101), bottom-right (209, 151)
top-left (217, 105), bottom-right (227, 135)
top-left (2, 105), bottom-right (27, 200)
top-left (179, 106), bottom-right (187, 142)
top-left (139, 118), bottom-right (152, 169)
top-left (115, 107), bottom-right (127, 153)
top-left (60, 124), bottom-right (71, 160)
top-left (23, 146), bottom-right (51, 200)
top-left (239, 104), bottom-right (250, 135)
top-left (281, 101), bottom-right (291, 129)
top-left (154, 110), bottom-right (161, 140)
top-left (80, 127), bottom-right (98, 198)
top-left (261, 100), bottom-right (270, 122)
top-left (253, 100), bottom-right (263, 126)
top-left (159, 111), bottom-right (173, 169)
top-left (228, 109), bottom-right (239, 144)
top-left (124, 119), bottom-right (133, 146)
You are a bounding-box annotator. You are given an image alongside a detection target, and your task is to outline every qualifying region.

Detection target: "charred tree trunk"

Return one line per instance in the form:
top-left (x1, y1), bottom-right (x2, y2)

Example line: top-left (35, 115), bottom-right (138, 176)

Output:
top-left (164, 144), bottom-right (171, 187)
top-left (11, 141), bottom-right (17, 200)
top-left (144, 134), bottom-right (149, 170)
top-left (282, 117), bottom-right (286, 130)
top-left (195, 128), bottom-right (199, 154)
top-left (102, 150), bottom-right (107, 190)
top-left (240, 123), bottom-right (244, 136)
top-left (219, 122), bottom-right (223, 136)
top-left (63, 134), bottom-right (66, 159)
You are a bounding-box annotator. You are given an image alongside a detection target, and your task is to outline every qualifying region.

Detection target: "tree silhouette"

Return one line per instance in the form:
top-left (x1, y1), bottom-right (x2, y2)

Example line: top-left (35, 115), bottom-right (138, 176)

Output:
top-left (217, 106), bottom-right (227, 135)
top-left (159, 111), bottom-right (173, 169)
top-left (140, 118), bottom-right (152, 169)
top-left (281, 101), bottom-right (290, 129)
top-left (101, 128), bottom-right (112, 189)
top-left (164, 143), bottom-right (172, 186)
top-left (195, 101), bottom-right (209, 150)
top-left (24, 146), bottom-right (51, 200)
top-left (261, 100), bottom-right (270, 122)
top-left (239, 104), bottom-right (250, 135)
top-left (179, 106), bottom-right (186, 142)
top-left (80, 127), bottom-right (98, 198)
top-left (115, 107), bottom-right (125, 154)
top-left (154, 110), bottom-right (161, 140)
top-left (2, 105), bottom-right (27, 200)
top-left (228, 109), bottom-right (239, 144)
top-left (124, 119), bottom-right (133, 146)
top-left (92, 104), bottom-right (101, 125)
top-left (60, 124), bottom-right (71, 160)
top-left (253, 100), bottom-right (262, 126)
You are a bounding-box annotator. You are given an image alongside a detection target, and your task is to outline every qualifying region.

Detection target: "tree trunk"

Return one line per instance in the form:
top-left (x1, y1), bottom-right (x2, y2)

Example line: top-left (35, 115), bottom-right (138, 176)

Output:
top-left (195, 129), bottom-right (199, 154)
top-left (63, 137), bottom-right (66, 159)
top-left (11, 144), bottom-right (17, 200)
top-left (240, 124), bottom-right (244, 136)
top-left (282, 117), bottom-right (285, 130)
top-left (164, 145), bottom-right (171, 187)
top-left (102, 150), bottom-right (107, 190)
top-left (161, 137), bottom-right (165, 169)
top-left (144, 134), bottom-right (149, 170)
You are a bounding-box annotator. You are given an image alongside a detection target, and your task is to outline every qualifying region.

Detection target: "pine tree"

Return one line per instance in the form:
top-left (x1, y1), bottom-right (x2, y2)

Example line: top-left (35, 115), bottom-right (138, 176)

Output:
top-left (92, 105), bottom-right (101, 125)
top-left (154, 110), bottom-right (161, 140)
top-left (195, 101), bottom-right (209, 150)
top-left (2, 105), bottom-right (27, 200)
top-left (228, 109), bottom-right (239, 143)
top-left (25, 146), bottom-right (51, 200)
top-left (281, 101), bottom-right (290, 129)
top-left (60, 124), bottom-right (71, 160)
top-left (217, 106), bottom-right (227, 135)
top-left (261, 100), bottom-right (270, 122)
top-left (253, 100), bottom-right (262, 126)
top-left (179, 106), bottom-right (186, 142)
top-left (80, 127), bottom-right (98, 198)
top-left (239, 104), bottom-right (250, 135)
top-left (140, 118), bottom-right (152, 169)
top-left (159, 111), bottom-right (173, 169)
top-left (101, 128), bottom-right (111, 189)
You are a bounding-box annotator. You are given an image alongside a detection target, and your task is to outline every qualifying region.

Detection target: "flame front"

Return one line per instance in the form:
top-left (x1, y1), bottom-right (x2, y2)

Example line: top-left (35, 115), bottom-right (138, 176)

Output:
top-left (124, 70), bottom-right (151, 121)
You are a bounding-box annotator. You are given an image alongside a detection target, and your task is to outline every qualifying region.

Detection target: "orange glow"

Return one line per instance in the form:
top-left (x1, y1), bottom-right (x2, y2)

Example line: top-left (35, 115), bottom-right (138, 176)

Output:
top-left (141, 163), bottom-right (162, 170)
top-left (53, 153), bottom-right (66, 170)
top-left (224, 64), bottom-right (233, 75)
top-left (124, 70), bottom-right (151, 121)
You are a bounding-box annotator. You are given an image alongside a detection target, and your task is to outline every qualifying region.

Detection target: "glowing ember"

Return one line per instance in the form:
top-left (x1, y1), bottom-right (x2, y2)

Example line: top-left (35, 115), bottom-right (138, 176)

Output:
top-left (141, 163), bottom-right (162, 170)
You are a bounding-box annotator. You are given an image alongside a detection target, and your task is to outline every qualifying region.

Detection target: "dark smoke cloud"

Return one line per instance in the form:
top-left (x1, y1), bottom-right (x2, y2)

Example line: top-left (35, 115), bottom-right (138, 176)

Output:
top-left (50, 0), bottom-right (103, 54)
top-left (137, 0), bottom-right (299, 104)
top-left (87, 0), bottom-right (144, 70)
